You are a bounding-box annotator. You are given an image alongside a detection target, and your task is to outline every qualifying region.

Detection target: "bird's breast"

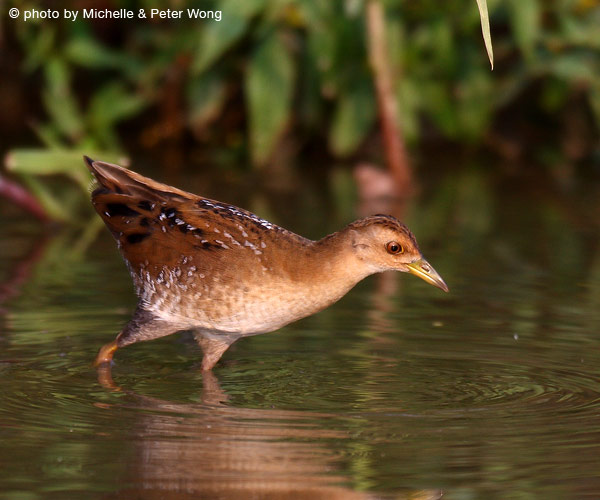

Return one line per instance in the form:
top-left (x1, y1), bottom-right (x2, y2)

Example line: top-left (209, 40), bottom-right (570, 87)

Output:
top-left (127, 252), bottom-right (359, 335)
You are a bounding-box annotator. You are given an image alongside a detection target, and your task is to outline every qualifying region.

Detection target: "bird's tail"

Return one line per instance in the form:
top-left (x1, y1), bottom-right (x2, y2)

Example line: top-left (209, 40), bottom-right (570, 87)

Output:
top-left (84, 156), bottom-right (190, 201)
top-left (84, 156), bottom-right (194, 245)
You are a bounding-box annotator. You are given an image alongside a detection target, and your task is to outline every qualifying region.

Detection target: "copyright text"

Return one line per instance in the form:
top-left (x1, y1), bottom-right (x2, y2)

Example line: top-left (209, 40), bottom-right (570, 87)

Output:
top-left (8, 8), bottom-right (222, 22)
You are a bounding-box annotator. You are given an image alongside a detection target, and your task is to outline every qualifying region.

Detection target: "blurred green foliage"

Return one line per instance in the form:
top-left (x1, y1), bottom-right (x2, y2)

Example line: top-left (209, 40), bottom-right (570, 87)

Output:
top-left (5, 149), bottom-right (126, 222)
top-left (5, 0), bottom-right (600, 177)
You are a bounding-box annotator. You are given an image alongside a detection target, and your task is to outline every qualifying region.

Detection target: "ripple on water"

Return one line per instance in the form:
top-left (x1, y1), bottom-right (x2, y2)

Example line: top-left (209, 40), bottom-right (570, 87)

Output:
top-left (353, 348), bottom-right (600, 428)
top-left (434, 365), bottom-right (600, 416)
top-left (0, 356), bottom-right (121, 434)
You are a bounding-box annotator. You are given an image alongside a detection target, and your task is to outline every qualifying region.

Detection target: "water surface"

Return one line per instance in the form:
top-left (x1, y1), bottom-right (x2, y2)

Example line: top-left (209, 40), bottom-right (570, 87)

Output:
top-left (1, 166), bottom-right (599, 499)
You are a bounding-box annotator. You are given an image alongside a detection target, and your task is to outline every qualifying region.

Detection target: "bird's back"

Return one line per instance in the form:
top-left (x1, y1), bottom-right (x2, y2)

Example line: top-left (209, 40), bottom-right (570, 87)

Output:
top-left (85, 157), bottom-right (327, 333)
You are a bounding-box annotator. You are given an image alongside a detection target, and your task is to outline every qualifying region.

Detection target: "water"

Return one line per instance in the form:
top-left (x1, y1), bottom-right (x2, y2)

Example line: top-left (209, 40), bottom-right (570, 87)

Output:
top-left (1, 166), bottom-right (599, 499)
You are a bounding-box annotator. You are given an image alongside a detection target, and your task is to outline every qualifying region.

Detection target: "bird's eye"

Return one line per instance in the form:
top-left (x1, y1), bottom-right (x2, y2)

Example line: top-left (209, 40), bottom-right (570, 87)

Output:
top-left (386, 241), bottom-right (403, 255)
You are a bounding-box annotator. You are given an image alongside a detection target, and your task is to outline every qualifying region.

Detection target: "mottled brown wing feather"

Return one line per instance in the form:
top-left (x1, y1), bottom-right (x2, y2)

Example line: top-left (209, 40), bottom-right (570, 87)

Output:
top-left (84, 157), bottom-right (307, 277)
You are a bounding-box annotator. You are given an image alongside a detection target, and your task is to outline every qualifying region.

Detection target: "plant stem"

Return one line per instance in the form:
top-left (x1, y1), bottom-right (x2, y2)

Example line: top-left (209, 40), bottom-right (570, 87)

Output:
top-left (0, 175), bottom-right (50, 222)
top-left (365, 0), bottom-right (412, 194)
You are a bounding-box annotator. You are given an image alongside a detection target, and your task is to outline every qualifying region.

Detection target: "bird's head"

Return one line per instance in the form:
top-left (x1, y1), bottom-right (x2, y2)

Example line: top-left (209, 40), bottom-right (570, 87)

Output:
top-left (346, 215), bottom-right (448, 292)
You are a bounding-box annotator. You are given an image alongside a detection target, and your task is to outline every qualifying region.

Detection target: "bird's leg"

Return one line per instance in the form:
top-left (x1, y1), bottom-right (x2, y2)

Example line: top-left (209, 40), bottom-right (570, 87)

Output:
top-left (94, 307), bottom-right (181, 367)
top-left (94, 339), bottom-right (119, 366)
top-left (193, 332), bottom-right (236, 371)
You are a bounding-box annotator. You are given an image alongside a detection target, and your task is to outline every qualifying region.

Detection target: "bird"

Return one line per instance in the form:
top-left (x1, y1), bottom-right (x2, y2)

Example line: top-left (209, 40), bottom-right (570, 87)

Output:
top-left (85, 157), bottom-right (448, 371)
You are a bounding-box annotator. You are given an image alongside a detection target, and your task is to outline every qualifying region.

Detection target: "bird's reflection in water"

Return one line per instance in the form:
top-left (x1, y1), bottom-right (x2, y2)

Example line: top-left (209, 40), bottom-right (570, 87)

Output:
top-left (97, 365), bottom-right (443, 500)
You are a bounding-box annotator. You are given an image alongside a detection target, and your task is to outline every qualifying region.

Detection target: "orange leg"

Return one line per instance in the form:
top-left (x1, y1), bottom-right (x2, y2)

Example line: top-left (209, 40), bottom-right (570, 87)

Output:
top-left (94, 339), bottom-right (119, 367)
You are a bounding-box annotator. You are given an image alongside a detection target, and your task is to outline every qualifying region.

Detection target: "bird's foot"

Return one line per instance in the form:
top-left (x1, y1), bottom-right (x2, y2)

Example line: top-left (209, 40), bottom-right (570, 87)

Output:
top-left (94, 340), bottom-right (119, 367)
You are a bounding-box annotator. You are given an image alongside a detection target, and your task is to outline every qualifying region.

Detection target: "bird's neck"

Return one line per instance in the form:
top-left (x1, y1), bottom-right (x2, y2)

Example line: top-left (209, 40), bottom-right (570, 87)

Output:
top-left (286, 228), bottom-right (374, 307)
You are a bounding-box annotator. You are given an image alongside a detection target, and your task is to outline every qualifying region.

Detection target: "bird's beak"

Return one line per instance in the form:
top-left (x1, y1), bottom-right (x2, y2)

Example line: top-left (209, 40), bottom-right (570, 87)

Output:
top-left (406, 258), bottom-right (449, 292)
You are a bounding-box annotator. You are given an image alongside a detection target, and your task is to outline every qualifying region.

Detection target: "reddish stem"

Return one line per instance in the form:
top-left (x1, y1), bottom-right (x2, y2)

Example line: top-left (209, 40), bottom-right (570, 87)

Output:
top-left (366, 0), bottom-right (412, 194)
top-left (0, 174), bottom-right (50, 222)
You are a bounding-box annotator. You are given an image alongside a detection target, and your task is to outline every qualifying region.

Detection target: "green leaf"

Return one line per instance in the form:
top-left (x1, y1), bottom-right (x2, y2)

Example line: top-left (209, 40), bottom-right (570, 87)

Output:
top-left (42, 58), bottom-right (84, 141)
top-left (420, 82), bottom-right (457, 137)
top-left (22, 26), bottom-right (56, 72)
top-left (246, 31), bottom-right (295, 166)
top-left (65, 37), bottom-right (128, 69)
top-left (88, 84), bottom-right (148, 128)
top-left (18, 175), bottom-right (72, 222)
top-left (32, 123), bottom-right (64, 149)
top-left (6, 149), bottom-right (128, 198)
top-left (5, 149), bottom-right (125, 187)
top-left (306, 24), bottom-right (338, 96)
top-left (85, 83), bottom-right (147, 149)
top-left (558, 15), bottom-right (600, 50)
top-left (455, 71), bottom-right (494, 140)
top-left (44, 57), bottom-right (70, 95)
top-left (549, 54), bottom-right (598, 83)
top-left (329, 80), bottom-right (376, 156)
top-left (187, 71), bottom-right (228, 131)
top-left (475, 0), bottom-right (494, 69)
top-left (507, 0), bottom-right (540, 61)
top-left (42, 90), bottom-right (84, 142)
top-left (431, 20), bottom-right (457, 73)
top-left (302, 2), bottom-right (352, 99)
top-left (296, 41), bottom-right (322, 129)
top-left (192, 0), bottom-right (267, 74)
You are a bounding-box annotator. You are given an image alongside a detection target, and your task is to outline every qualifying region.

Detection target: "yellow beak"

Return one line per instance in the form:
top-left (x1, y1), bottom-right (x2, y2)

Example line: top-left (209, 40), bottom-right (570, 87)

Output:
top-left (406, 258), bottom-right (449, 292)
